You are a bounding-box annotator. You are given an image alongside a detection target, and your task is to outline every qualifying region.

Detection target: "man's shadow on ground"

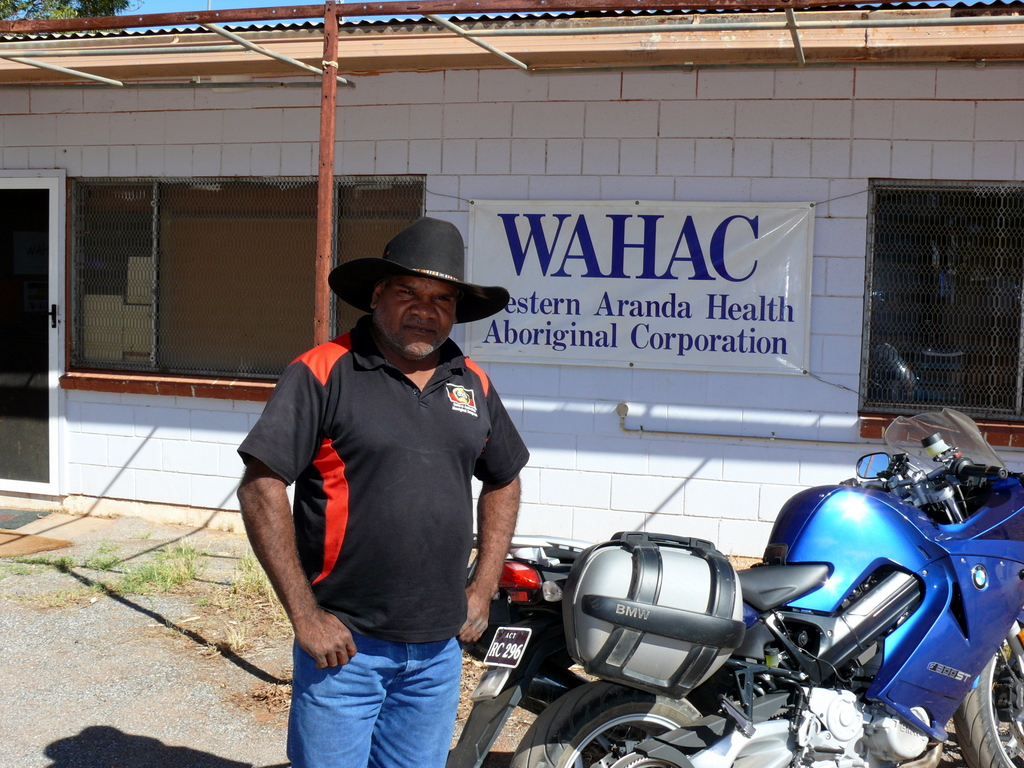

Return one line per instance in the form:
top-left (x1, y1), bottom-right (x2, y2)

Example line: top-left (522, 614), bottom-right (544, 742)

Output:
top-left (44, 725), bottom-right (289, 768)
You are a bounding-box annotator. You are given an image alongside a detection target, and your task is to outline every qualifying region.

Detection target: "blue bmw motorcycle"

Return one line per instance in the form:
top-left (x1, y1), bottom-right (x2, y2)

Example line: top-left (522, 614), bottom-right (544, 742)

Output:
top-left (510, 409), bottom-right (1024, 768)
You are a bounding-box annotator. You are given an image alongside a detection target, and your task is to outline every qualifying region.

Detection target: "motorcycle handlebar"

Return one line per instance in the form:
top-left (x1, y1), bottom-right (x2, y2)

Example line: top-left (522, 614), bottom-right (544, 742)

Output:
top-left (951, 458), bottom-right (1009, 482)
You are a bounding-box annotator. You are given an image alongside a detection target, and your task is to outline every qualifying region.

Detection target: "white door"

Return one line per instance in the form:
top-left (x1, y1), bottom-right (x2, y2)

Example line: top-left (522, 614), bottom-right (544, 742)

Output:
top-left (0, 173), bottom-right (63, 495)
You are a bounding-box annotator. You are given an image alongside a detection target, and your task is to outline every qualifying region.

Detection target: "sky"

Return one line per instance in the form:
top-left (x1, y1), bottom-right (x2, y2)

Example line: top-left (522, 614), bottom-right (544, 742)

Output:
top-left (129, 0), bottom-right (284, 14)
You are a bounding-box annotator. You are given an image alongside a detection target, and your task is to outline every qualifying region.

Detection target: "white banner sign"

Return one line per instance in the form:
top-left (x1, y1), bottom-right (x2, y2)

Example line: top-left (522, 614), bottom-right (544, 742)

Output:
top-left (466, 200), bottom-right (814, 374)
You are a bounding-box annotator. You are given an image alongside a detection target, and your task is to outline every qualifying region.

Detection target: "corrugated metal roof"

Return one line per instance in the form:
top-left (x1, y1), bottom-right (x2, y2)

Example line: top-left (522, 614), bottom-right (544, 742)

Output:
top-left (3, 0), bottom-right (1023, 84)
top-left (3, 0), bottom-right (1023, 42)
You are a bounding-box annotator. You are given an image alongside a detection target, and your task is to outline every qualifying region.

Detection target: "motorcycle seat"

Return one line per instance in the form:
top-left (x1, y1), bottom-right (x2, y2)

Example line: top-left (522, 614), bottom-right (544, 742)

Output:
top-left (738, 563), bottom-right (831, 612)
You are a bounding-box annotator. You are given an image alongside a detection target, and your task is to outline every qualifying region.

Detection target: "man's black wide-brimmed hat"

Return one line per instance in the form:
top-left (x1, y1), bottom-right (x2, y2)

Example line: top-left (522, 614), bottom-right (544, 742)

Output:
top-left (328, 217), bottom-right (509, 324)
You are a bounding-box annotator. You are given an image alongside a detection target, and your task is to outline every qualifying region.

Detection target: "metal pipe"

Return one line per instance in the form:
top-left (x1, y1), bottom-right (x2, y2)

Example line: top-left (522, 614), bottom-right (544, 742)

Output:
top-left (615, 402), bottom-right (860, 448)
top-left (786, 9), bottom-right (805, 67)
top-left (0, 55), bottom-right (123, 85)
top-left (425, 13), bottom-right (529, 71)
top-left (0, 80), bottom-right (324, 88)
top-left (902, 744), bottom-right (945, 768)
top-left (201, 22), bottom-right (354, 86)
top-left (314, 0), bottom-right (339, 346)
top-left (0, 44), bottom-right (247, 57)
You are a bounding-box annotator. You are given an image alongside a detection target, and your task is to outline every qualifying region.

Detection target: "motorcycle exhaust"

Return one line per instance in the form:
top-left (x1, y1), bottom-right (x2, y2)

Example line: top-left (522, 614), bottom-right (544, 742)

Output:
top-left (824, 571), bottom-right (922, 671)
top-left (900, 742), bottom-right (944, 768)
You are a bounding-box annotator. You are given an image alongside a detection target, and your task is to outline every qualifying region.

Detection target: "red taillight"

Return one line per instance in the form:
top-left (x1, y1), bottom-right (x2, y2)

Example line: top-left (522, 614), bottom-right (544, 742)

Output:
top-left (499, 561), bottom-right (542, 590)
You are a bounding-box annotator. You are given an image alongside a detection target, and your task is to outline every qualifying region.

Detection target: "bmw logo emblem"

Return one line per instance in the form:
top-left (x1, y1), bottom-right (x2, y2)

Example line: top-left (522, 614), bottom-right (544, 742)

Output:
top-left (972, 565), bottom-right (989, 590)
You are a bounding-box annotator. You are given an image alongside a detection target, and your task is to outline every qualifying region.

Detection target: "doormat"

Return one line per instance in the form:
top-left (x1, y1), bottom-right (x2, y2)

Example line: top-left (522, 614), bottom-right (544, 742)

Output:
top-left (0, 510), bottom-right (49, 530)
top-left (0, 531), bottom-right (72, 558)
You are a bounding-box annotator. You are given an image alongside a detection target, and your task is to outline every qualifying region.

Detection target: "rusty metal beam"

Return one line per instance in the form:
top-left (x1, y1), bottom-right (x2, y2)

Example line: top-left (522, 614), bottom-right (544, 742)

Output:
top-left (426, 13), bottom-right (529, 71)
top-left (0, 1), bottom-right (928, 35)
top-left (314, 0), bottom-right (339, 346)
top-left (200, 21), bottom-right (354, 86)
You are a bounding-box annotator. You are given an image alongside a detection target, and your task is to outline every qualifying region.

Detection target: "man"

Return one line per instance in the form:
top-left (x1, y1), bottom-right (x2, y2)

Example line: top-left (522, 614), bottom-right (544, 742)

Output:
top-left (236, 217), bottom-right (529, 768)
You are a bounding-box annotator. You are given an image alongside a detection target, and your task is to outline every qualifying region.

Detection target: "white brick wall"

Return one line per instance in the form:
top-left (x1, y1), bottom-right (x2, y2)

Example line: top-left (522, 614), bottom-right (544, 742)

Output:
top-left (548, 73), bottom-right (620, 103)
top-left (893, 101), bottom-right (974, 141)
top-left (855, 69), bottom-right (936, 100)
top-left (775, 70), bottom-right (853, 100)
top-left (5, 64), bottom-right (1023, 556)
top-left (891, 141), bottom-right (933, 178)
top-left (736, 101), bottom-right (813, 139)
top-left (512, 102), bottom-right (585, 138)
top-left (811, 102), bottom-right (853, 138)
top-left (697, 70), bottom-right (776, 101)
top-left (975, 143), bottom-right (1017, 180)
top-left (64, 390), bottom-right (257, 513)
top-left (936, 67), bottom-right (1024, 101)
top-left (930, 141), bottom-right (972, 180)
top-left (662, 100), bottom-right (735, 139)
top-left (851, 101), bottom-right (894, 139)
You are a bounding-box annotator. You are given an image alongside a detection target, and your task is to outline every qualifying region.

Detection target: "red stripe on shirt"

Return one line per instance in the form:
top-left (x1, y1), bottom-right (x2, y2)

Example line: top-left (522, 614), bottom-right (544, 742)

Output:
top-left (311, 437), bottom-right (349, 586)
top-left (464, 357), bottom-right (490, 398)
top-left (295, 333), bottom-right (353, 386)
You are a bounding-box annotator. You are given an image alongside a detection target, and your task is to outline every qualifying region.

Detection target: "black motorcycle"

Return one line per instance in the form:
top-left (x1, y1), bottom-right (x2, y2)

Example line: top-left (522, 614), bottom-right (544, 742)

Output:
top-left (448, 536), bottom-right (591, 768)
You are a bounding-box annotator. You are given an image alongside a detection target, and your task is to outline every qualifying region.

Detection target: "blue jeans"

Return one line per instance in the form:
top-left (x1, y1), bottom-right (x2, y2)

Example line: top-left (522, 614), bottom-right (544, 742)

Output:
top-left (287, 631), bottom-right (463, 768)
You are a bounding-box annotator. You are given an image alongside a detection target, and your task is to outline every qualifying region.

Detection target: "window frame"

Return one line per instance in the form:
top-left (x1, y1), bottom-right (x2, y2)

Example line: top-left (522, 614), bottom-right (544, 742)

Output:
top-left (860, 178), bottom-right (1024, 424)
top-left (65, 174), bottom-right (425, 396)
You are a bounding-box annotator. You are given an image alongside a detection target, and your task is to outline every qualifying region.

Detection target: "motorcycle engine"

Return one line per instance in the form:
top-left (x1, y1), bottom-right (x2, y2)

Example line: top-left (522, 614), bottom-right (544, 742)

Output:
top-left (797, 689), bottom-right (929, 768)
top-left (863, 707), bottom-right (930, 763)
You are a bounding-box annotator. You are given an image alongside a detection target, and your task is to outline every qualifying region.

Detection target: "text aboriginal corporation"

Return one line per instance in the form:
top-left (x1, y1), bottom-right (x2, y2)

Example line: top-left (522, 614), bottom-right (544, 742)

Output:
top-left (485, 292), bottom-right (795, 357)
top-left (470, 208), bottom-right (810, 364)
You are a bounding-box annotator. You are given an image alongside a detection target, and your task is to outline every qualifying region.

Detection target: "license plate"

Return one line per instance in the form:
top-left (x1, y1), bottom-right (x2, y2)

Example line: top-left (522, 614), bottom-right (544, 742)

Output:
top-left (483, 626), bottom-right (533, 669)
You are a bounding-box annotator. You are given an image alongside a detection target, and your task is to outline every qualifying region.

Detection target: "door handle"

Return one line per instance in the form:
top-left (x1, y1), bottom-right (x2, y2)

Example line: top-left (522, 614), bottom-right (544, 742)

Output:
top-left (49, 304), bottom-right (58, 329)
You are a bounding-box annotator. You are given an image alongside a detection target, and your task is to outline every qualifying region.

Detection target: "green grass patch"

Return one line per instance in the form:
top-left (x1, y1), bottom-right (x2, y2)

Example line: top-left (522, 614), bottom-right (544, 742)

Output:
top-left (112, 543), bottom-right (205, 595)
top-left (231, 553), bottom-right (288, 624)
top-left (84, 541), bottom-right (122, 572)
top-left (33, 584), bottom-right (105, 608)
top-left (233, 554), bottom-right (276, 601)
top-left (0, 562), bottom-right (33, 577)
top-left (13, 554), bottom-right (75, 571)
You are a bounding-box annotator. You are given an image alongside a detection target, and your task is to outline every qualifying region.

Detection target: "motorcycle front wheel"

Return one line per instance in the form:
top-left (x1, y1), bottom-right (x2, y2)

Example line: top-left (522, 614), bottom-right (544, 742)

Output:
top-left (954, 640), bottom-right (1024, 768)
top-left (509, 680), bottom-right (699, 768)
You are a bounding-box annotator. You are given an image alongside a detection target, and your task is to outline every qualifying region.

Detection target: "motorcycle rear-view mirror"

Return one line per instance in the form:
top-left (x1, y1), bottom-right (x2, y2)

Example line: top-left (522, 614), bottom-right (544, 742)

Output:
top-left (857, 452), bottom-right (891, 480)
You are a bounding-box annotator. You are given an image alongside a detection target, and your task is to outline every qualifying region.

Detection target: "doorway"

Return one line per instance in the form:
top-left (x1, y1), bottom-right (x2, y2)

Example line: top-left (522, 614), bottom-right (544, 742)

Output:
top-left (0, 176), bottom-right (61, 492)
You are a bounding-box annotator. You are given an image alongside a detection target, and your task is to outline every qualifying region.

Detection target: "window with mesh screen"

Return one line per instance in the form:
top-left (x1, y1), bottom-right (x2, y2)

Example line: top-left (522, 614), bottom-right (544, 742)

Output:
top-left (862, 180), bottom-right (1024, 419)
top-left (71, 176), bottom-right (424, 379)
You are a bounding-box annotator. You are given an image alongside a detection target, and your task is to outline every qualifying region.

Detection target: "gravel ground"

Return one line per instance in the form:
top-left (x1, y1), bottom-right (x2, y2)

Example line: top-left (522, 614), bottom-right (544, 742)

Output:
top-left (0, 514), bottom-right (530, 768)
top-left (1, 515), bottom-right (291, 768)
top-left (2, 592), bottom-right (290, 768)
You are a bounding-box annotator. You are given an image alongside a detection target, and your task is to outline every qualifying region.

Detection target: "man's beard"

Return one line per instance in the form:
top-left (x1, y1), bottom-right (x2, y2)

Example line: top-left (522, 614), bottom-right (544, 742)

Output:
top-left (372, 315), bottom-right (444, 361)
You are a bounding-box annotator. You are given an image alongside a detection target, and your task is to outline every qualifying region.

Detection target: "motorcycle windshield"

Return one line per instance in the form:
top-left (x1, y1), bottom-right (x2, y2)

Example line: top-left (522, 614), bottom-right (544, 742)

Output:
top-left (883, 408), bottom-right (1005, 471)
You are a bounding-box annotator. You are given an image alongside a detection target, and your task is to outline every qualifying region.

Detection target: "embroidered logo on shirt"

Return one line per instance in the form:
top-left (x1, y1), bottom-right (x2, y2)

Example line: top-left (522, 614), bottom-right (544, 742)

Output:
top-left (446, 384), bottom-right (478, 417)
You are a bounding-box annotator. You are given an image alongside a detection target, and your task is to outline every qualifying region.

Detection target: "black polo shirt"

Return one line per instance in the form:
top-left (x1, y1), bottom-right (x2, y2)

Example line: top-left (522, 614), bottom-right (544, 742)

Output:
top-left (238, 316), bottom-right (529, 643)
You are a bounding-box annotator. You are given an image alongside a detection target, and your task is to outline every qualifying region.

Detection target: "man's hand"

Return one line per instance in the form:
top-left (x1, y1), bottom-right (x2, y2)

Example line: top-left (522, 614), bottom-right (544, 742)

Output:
top-left (238, 460), bottom-right (357, 668)
top-left (459, 477), bottom-right (521, 644)
top-left (294, 608), bottom-right (359, 668)
top-left (459, 584), bottom-right (493, 643)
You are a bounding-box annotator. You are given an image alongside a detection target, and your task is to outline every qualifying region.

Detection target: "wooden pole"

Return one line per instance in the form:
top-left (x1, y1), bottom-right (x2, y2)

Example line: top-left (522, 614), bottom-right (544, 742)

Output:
top-left (314, 0), bottom-right (339, 346)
